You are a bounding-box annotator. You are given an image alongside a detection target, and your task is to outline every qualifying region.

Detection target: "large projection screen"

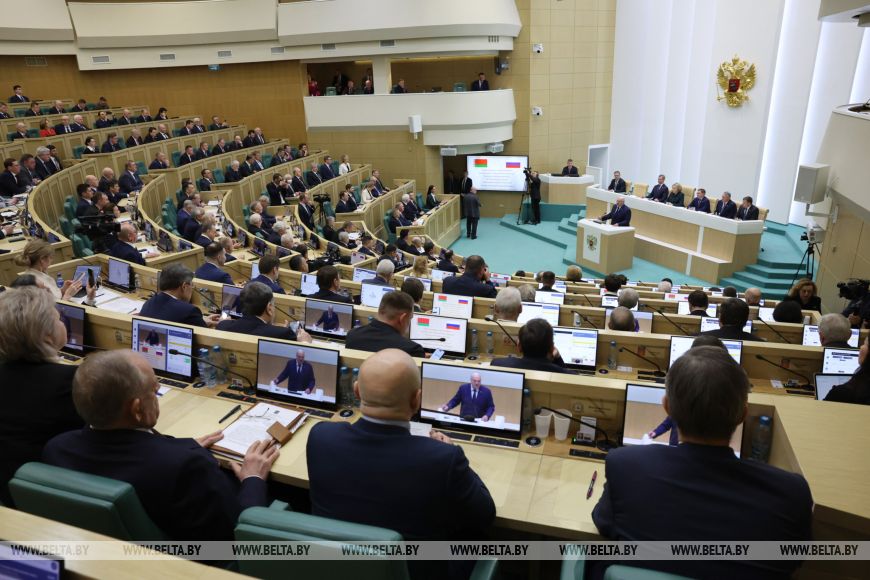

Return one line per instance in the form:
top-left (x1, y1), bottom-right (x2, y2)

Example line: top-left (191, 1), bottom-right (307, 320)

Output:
top-left (466, 155), bottom-right (529, 192)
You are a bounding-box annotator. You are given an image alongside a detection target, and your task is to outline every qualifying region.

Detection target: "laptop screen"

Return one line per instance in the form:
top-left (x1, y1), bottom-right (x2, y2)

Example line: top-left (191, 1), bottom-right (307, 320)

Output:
top-left (107, 258), bottom-right (132, 290)
top-left (535, 290), bottom-right (565, 305)
top-left (700, 317), bottom-right (752, 334)
top-left (802, 325), bottom-right (860, 348)
top-left (221, 285), bottom-right (242, 317)
top-left (517, 302), bottom-right (560, 326)
top-left (360, 284), bottom-right (393, 308)
top-left (552, 327), bottom-right (598, 369)
top-left (56, 302), bottom-right (85, 353)
top-left (131, 317), bottom-right (193, 380)
top-left (822, 348), bottom-right (861, 374)
top-left (352, 268), bottom-right (377, 283)
top-left (814, 373), bottom-right (852, 400)
top-left (669, 335), bottom-right (742, 367)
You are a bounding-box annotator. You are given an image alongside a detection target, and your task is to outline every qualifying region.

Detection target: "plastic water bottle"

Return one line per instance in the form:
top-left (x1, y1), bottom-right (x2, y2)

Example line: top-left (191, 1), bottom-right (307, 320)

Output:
top-left (197, 348), bottom-right (215, 387)
top-left (351, 368), bottom-right (361, 407)
top-left (573, 312), bottom-right (581, 328)
top-left (55, 273), bottom-right (64, 288)
top-left (337, 366), bottom-right (353, 408)
top-left (353, 319), bottom-right (361, 329)
top-left (607, 340), bottom-right (618, 369)
top-left (211, 345), bottom-right (226, 386)
top-left (485, 331), bottom-right (494, 356)
top-left (470, 329), bottom-right (479, 356)
top-left (522, 388), bottom-right (533, 431)
top-left (367, 316), bottom-right (374, 324)
top-left (750, 415), bottom-right (772, 462)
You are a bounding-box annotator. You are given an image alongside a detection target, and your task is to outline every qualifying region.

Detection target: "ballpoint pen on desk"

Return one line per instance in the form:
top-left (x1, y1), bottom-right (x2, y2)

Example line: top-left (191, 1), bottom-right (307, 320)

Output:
top-left (219, 405), bottom-right (243, 424)
top-left (586, 470), bottom-right (598, 500)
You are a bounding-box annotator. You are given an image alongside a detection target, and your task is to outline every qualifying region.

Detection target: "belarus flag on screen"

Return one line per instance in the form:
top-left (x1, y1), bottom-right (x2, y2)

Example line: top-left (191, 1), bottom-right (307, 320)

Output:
top-left (417, 318), bottom-right (430, 326)
top-left (474, 159), bottom-right (488, 167)
top-left (505, 162), bottom-right (521, 168)
top-left (437, 295), bottom-right (448, 301)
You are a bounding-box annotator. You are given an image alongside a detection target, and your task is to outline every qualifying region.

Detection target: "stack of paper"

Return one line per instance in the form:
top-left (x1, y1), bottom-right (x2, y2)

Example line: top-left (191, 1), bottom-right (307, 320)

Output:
top-left (214, 403), bottom-right (306, 457)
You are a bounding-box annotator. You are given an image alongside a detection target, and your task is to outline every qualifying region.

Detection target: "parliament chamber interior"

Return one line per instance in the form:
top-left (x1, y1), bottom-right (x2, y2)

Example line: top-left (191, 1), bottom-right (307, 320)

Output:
top-left (1, 0), bottom-right (869, 579)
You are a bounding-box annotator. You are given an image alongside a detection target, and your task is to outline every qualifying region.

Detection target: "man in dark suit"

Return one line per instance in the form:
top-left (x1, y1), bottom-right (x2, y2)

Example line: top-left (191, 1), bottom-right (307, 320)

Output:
top-left (194, 243), bottom-right (234, 285)
top-left (71, 114), bottom-right (88, 132)
top-left (345, 291), bottom-right (426, 357)
top-left (440, 371), bottom-right (495, 421)
top-left (43, 350), bottom-right (278, 540)
top-left (154, 124), bottom-right (171, 141)
top-left (290, 167), bottom-right (307, 194)
top-left (0, 158), bottom-right (26, 199)
top-left (178, 146), bottom-right (196, 167)
top-left (492, 319), bottom-right (571, 373)
top-left (470, 72), bottom-right (490, 91)
top-left (195, 141), bottom-right (210, 161)
top-left (136, 108), bottom-right (152, 123)
top-left (600, 196), bottom-right (632, 226)
top-left (525, 169), bottom-right (542, 224)
top-left (607, 170), bottom-right (626, 193)
top-left (198, 169), bottom-right (215, 192)
top-left (149, 152), bottom-right (169, 170)
top-left (116, 108), bottom-right (135, 125)
top-left (388, 208), bottom-right (411, 234)
top-left (714, 191), bottom-right (737, 219)
top-left (24, 102), bottom-right (42, 117)
top-left (125, 129), bottom-right (143, 148)
top-left (191, 117), bottom-right (206, 133)
top-left (94, 111), bottom-right (112, 128)
top-left (247, 255), bottom-right (285, 296)
top-left (118, 161), bottom-right (144, 195)
top-left (318, 156), bottom-right (336, 181)
top-left (217, 282), bottom-right (311, 342)
top-left (391, 79), bottom-right (407, 93)
top-left (336, 190), bottom-right (357, 214)
top-left (100, 133), bottom-right (122, 153)
top-left (273, 348), bottom-right (317, 393)
top-left (437, 249), bottom-right (460, 274)
top-left (460, 170), bottom-right (473, 194)
top-left (687, 187), bottom-right (711, 213)
top-left (107, 224), bottom-right (148, 266)
top-left (225, 160), bottom-right (242, 183)
top-left (139, 264), bottom-right (221, 327)
top-left (242, 130), bottom-right (257, 148)
top-left (442, 255), bottom-right (497, 298)
top-left (307, 349), bottom-right (495, 541)
top-left (402, 194), bottom-right (421, 221)
top-left (700, 298), bottom-right (762, 342)
top-left (212, 138), bottom-right (228, 156)
top-left (9, 122), bottom-right (28, 141)
top-left (73, 183), bottom-right (93, 217)
top-left (297, 193), bottom-right (316, 231)
top-left (47, 100), bottom-right (65, 115)
top-left (17, 154), bottom-right (40, 189)
top-left (647, 174), bottom-right (668, 202)
top-left (8, 85), bottom-right (28, 103)
top-left (208, 116), bottom-right (227, 131)
top-left (737, 195), bottom-right (760, 221)
top-left (314, 304), bottom-right (341, 332)
top-left (0, 104), bottom-right (12, 119)
top-left (305, 265), bottom-right (353, 304)
top-left (686, 289), bottom-right (710, 316)
top-left (561, 159), bottom-right (580, 176)
top-left (592, 346), bottom-right (813, 579)
top-left (464, 187), bottom-right (481, 239)
top-left (54, 116), bottom-right (75, 135)
top-left (305, 162), bottom-right (323, 187)
top-left (239, 155), bottom-right (255, 178)
top-left (179, 120), bottom-right (195, 136)
top-left (71, 99), bottom-right (88, 113)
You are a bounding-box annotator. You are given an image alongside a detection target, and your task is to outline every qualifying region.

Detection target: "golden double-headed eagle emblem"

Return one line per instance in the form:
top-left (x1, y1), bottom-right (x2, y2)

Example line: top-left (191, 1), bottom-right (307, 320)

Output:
top-left (716, 55), bottom-right (756, 108)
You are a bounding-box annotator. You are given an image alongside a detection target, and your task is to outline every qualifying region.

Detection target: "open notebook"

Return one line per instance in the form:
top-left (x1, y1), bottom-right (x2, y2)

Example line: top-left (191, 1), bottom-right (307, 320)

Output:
top-left (213, 403), bottom-right (307, 458)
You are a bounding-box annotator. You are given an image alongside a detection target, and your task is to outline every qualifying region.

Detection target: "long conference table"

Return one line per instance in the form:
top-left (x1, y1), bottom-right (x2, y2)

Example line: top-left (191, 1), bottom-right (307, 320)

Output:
top-left (585, 188), bottom-right (764, 281)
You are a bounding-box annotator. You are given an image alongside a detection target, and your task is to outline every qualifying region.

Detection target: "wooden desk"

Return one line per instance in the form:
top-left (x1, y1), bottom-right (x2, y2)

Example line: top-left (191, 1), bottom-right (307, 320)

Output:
top-left (586, 187), bottom-right (764, 281)
top-left (396, 194), bottom-right (461, 250)
top-left (539, 173), bottom-right (594, 205)
top-left (576, 218), bottom-right (634, 274)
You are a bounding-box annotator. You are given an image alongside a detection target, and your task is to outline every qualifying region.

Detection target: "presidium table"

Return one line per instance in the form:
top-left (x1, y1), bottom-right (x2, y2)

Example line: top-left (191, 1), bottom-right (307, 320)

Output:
top-left (585, 187), bottom-right (764, 281)
top-left (576, 219), bottom-right (635, 273)
top-left (539, 174), bottom-right (595, 204)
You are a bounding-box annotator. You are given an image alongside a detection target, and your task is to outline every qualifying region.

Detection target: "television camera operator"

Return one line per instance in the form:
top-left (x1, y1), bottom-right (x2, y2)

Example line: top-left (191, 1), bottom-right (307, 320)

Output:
top-left (523, 167), bottom-right (542, 225)
top-left (839, 279), bottom-right (870, 329)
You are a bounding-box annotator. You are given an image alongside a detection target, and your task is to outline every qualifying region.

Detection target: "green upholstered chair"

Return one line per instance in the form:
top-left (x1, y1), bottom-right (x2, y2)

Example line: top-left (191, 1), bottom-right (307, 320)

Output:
top-left (6, 132), bottom-right (18, 141)
top-left (325, 86), bottom-right (338, 96)
top-left (604, 565), bottom-right (692, 580)
top-left (453, 82), bottom-right (467, 92)
top-left (291, 147), bottom-right (299, 158)
top-left (560, 554), bottom-right (586, 580)
top-left (213, 168), bottom-right (225, 183)
top-left (136, 161), bottom-right (147, 175)
top-left (171, 151), bottom-right (182, 167)
top-left (234, 507), bottom-right (498, 580)
top-left (322, 200), bottom-right (335, 218)
top-left (416, 192), bottom-right (425, 210)
top-left (72, 146), bottom-right (86, 159)
top-left (262, 153), bottom-right (273, 167)
top-left (14, 108), bottom-right (26, 117)
top-left (352, 186), bottom-right (361, 204)
top-left (63, 200), bottom-right (76, 221)
top-left (10, 463), bottom-right (168, 541)
top-left (26, 129), bottom-right (39, 138)
top-left (331, 160), bottom-right (340, 175)
top-left (58, 217), bottom-right (73, 238)
top-left (384, 213), bottom-right (395, 243)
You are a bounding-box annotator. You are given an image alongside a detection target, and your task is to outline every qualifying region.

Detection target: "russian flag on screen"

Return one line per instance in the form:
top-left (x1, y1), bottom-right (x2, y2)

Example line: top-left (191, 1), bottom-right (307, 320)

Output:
top-left (417, 318), bottom-right (430, 326)
top-left (446, 323), bottom-right (461, 330)
top-left (457, 299), bottom-right (469, 304)
top-left (505, 162), bottom-right (521, 168)
top-left (474, 159), bottom-right (488, 167)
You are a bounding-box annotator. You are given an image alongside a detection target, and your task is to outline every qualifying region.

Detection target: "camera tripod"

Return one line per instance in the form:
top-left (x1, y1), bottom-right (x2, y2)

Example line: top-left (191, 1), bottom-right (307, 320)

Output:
top-left (789, 241), bottom-right (818, 289)
top-left (516, 191), bottom-right (530, 225)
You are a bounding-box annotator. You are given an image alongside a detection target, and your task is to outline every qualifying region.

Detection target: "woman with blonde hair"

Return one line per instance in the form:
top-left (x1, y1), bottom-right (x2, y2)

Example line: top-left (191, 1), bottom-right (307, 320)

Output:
top-left (0, 286), bottom-right (84, 504)
top-left (412, 255), bottom-right (430, 278)
top-left (338, 154), bottom-right (351, 176)
top-left (784, 278), bottom-right (821, 313)
top-left (666, 183), bottom-right (685, 207)
top-left (14, 239), bottom-right (93, 301)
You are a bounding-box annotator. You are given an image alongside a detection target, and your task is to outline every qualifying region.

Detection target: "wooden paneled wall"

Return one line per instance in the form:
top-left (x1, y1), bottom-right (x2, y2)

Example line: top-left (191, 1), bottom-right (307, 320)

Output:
top-left (2, 55), bottom-right (308, 149)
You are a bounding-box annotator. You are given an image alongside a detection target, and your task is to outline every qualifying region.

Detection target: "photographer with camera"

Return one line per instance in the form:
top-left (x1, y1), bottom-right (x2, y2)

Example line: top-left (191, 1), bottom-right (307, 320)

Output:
top-left (839, 279), bottom-right (870, 329)
top-left (523, 168), bottom-right (541, 225)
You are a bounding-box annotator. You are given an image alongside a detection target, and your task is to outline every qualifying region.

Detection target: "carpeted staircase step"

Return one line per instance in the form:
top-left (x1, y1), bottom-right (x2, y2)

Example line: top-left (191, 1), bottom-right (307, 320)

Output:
top-left (743, 264), bottom-right (803, 280)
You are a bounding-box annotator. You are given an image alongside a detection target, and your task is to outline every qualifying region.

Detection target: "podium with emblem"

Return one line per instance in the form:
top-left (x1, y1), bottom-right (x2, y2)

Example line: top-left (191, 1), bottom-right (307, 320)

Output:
top-left (576, 218), bottom-right (635, 274)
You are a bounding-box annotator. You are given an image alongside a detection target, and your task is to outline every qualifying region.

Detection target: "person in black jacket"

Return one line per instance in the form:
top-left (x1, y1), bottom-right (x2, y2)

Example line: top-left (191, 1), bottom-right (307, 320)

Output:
top-left (436, 249), bottom-right (460, 274)
top-left (306, 265), bottom-right (353, 304)
top-left (713, 192), bottom-right (738, 219)
top-left (139, 264), bottom-right (221, 328)
top-left (783, 279), bottom-right (821, 313)
top-left (345, 291), bottom-right (425, 357)
top-left (43, 350), bottom-right (279, 540)
top-left (442, 255), bottom-right (496, 298)
top-left (699, 298), bottom-right (763, 342)
top-left (216, 282), bottom-right (312, 342)
top-left (0, 287), bottom-right (84, 505)
top-left (525, 169), bottom-right (542, 224)
top-left (825, 335), bottom-right (870, 405)
top-left (736, 196), bottom-right (760, 221)
top-left (491, 319), bottom-right (571, 373)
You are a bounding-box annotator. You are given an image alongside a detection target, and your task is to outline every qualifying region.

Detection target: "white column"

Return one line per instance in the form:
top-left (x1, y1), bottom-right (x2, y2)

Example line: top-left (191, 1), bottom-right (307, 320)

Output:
top-left (756, 0), bottom-right (822, 224)
top-left (849, 28), bottom-right (870, 105)
top-left (372, 55), bottom-right (392, 95)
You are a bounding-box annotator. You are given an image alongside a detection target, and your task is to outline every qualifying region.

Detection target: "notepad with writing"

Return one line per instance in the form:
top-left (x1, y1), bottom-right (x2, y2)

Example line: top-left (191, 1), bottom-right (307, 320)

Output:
top-left (213, 402), bottom-right (306, 457)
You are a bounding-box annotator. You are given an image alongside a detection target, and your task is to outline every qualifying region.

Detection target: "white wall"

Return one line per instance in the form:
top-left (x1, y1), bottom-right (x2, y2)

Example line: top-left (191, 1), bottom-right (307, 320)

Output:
top-left (0, 0), bottom-right (74, 41)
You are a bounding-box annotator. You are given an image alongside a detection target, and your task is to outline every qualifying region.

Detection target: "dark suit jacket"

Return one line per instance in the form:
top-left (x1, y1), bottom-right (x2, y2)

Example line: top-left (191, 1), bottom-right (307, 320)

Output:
top-left (403, 201), bottom-right (421, 221)
top-left (436, 259), bottom-right (460, 274)
top-left (318, 163), bottom-right (335, 181)
top-left (195, 234), bottom-right (213, 248)
top-left (212, 144), bottom-right (227, 156)
top-left (291, 175), bottom-right (307, 193)
top-left (8, 94), bottom-right (29, 103)
top-left (43, 428), bottom-right (268, 540)
top-left (824, 369), bottom-right (870, 405)
top-left (607, 178), bottom-right (626, 193)
top-left (108, 241), bottom-right (146, 266)
top-left (388, 215), bottom-right (410, 233)
top-left (177, 154), bottom-right (195, 167)
top-left (0, 361), bottom-right (82, 505)
top-left (561, 165), bottom-right (580, 176)
top-left (248, 274), bottom-right (285, 295)
top-left (176, 209), bottom-right (191, 234)
top-left (715, 199), bottom-right (737, 219)
top-left (459, 177), bottom-right (473, 194)
top-left (274, 360), bottom-right (316, 391)
top-left (315, 310), bottom-right (340, 331)
top-left (306, 172), bottom-right (323, 187)
top-left (182, 219), bottom-right (202, 242)
top-left (470, 79), bottom-right (490, 91)
top-left (154, 132), bottom-right (170, 141)
top-left (149, 159), bottom-right (169, 170)
top-left (194, 262), bottom-right (233, 285)
top-left (463, 193), bottom-right (481, 219)
top-left (647, 183), bottom-right (668, 202)
top-left (425, 192), bottom-right (439, 209)
top-left (10, 131), bottom-right (29, 141)
top-left (307, 418), bottom-right (495, 540)
top-left (136, 115), bottom-right (152, 123)
top-left (737, 205), bottom-right (760, 221)
top-left (195, 149), bottom-right (210, 161)
top-left (139, 292), bottom-right (206, 327)
top-left (306, 289), bottom-right (353, 304)
top-left (225, 169), bottom-right (242, 183)
top-left (119, 171), bottom-right (143, 194)
top-left (490, 355), bottom-right (571, 374)
top-left (444, 383), bottom-right (495, 418)
top-left (345, 320), bottom-right (425, 357)
top-left (602, 204), bottom-right (631, 227)
top-left (700, 325), bottom-right (762, 342)
top-left (442, 273), bottom-right (497, 298)
top-left (72, 123), bottom-right (88, 132)
top-left (216, 314), bottom-right (297, 341)
top-left (297, 203), bottom-right (315, 230)
top-left (239, 162), bottom-right (254, 178)
top-left (75, 198), bottom-right (92, 218)
top-left (336, 198), bottom-right (357, 213)
top-left (592, 443), bottom-right (813, 579)
top-left (125, 136), bottom-right (142, 148)
top-left (100, 141), bottom-right (121, 153)
top-left (688, 196), bottom-right (711, 213)
top-left (94, 119), bottom-right (113, 129)
top-left (116, 116), bottom-right (134, 125)
top-left (180, 127), bottom-right (194, 136)
top-left (0, 171), bottom-right (25, 198)
top-left (198, 178), bottom-right (213, 192)
top-left (54, 124), bottom-right (75, 135)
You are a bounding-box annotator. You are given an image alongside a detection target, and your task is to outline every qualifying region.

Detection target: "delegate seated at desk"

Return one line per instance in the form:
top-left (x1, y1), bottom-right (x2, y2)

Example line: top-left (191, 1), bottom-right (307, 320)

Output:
top-left (599, 196), bottom-right (632, 227)
top-left (607, 170), bottom-right (626, 193)
top-left (272, 349), bottom-right (316, 394)
top-left (646, 174), bottom-right (668, 202)
top-left (687, 188), bottom-right (711, 213)
top-left (561, 159), bottom-right (580, 176)
top-left (440, 372), bottom-right (495, 422)
top-left (714, 192), bottom-right (737, 219)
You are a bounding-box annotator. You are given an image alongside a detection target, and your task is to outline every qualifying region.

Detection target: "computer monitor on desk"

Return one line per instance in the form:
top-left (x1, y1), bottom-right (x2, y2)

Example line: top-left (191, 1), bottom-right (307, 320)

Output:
top-left (669, 335), bottom-right (742, 367)
top-left (419, 362), bottom-right (524, 440)
top-left (56, 303), bottom-right (85, 354)
top-left (407, 276), bottom-right (432, 291)
top-left (360, 284), bottom-right (393, 308)
top-left (802, 325), bottom-right (859, 348)
top-left (604, 308), bottom-right (653, 333)
top-left (221, 285), bottom-right (242, 318)
top-left (431, 293), bottom-right (473, 319)
top-left (822, 348), bottom-right (860, 374)
top-left (517, 302), bottom-right (560, 326)
top-left (700, 317), bottom-right (751, 334)
top-left (430, 270), bottom-right (455, 282)
top-left (535, 290), bottom-right (565, 305)
top-left (677, 301), bottom-right (717, 317)
top-left (256, 339), bottom-right (339, 410)
top-left (107, 258), bottom-right (133, 291)
top-left (304, 299), bottom-right (353, 339)
top-left (622, 383), bottom-right (743, 456)
top-left (410, 313), bottom-right (467, 357)
top-left (352, 268), bottom-right (376, 283)
top-left (814, 373), bottom-right (851, 401)
top-left (552, 327), bottom-right (598, 370)
top-left (131, 317), bottom-right (193, 381)
top-left (490, 273), bottom-right (511, 287)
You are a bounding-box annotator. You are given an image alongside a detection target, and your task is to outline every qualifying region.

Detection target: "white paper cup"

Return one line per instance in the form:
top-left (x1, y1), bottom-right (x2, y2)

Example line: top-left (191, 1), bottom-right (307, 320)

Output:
top-left (534, 409), bottom-right (553, 439)
top-left (554, 409), bottom-right (573, 441)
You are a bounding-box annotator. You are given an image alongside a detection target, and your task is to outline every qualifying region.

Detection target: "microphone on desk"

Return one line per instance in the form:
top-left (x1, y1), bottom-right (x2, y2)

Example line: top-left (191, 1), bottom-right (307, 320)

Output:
top-left (752, 315), bottom-right (790, 344)
top-left (578, 293), bottom-right (596, 308)
top-left (572, 311), bottom-right (599, 329)
top-left (194, 287), bottom-right (223, 313)
top-left (412, 337), bottom-right (447, 342)
top-left (171, 348), bottom-right (256, 396)
top-left (618, 346), bottom-right (665, 377)
top-left (640, 303), bottom-right (691, 336)
top-left (754, 354), bottom-right (812, 388)
top-left (534, 406), bottom-right (615, 451)
top-left (484, 315), bottom-right (519, 347)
